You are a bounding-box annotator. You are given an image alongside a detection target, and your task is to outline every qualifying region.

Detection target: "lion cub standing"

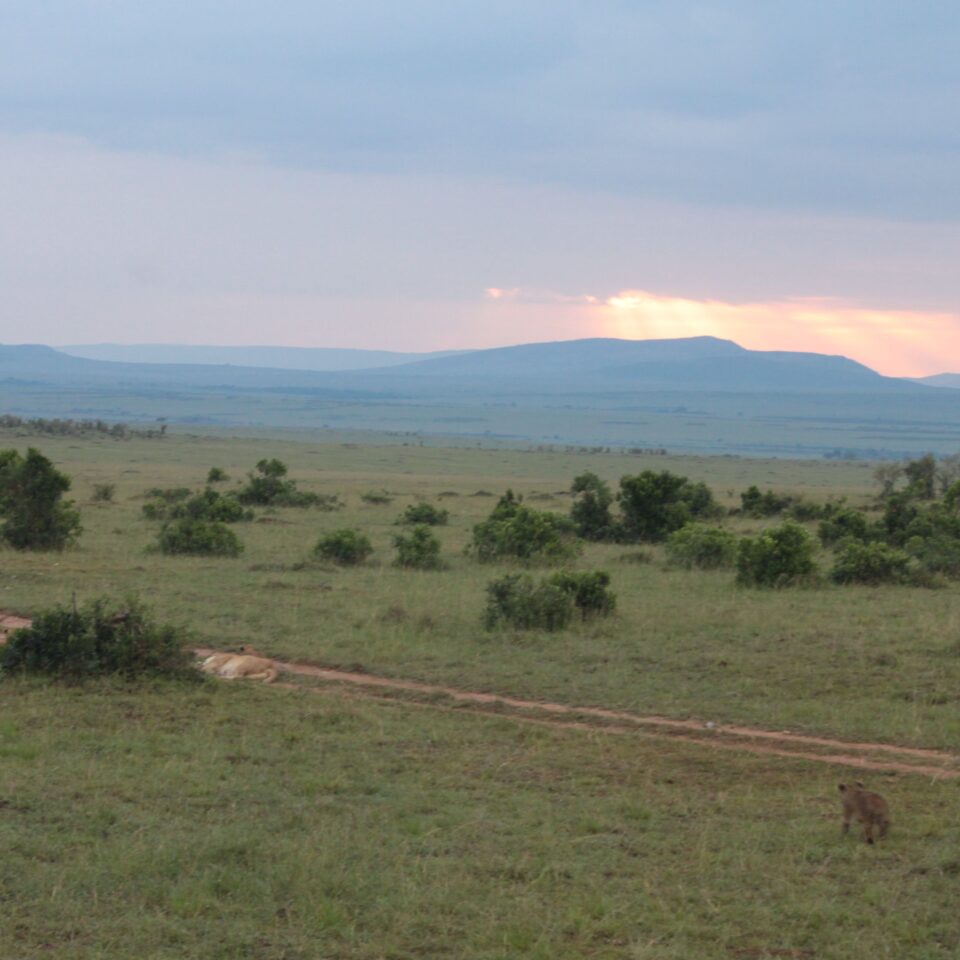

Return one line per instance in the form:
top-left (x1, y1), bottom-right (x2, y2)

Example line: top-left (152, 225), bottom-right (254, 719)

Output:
top-left (201, 645), bottom-right (278, 683)
top-left (839, 782), bottom-right (890, 844)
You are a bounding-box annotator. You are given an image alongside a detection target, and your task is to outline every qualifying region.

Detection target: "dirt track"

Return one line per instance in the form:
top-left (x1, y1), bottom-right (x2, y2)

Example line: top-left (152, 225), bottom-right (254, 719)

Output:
top-left (195, 646), bottom-right (960, 780)
top-left (2, 612), bottom-right (955, 777)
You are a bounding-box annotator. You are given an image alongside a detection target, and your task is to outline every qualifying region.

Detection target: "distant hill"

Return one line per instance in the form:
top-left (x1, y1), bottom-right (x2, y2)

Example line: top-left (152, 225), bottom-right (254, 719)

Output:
top-left (59, 343), bottom-right (465, 371)
top-left (916, 373), bottom-right (960, 388)
top-left (2, 338), bottom-right (958, 457)
top-left (387, 336), bottom-right (902, 391)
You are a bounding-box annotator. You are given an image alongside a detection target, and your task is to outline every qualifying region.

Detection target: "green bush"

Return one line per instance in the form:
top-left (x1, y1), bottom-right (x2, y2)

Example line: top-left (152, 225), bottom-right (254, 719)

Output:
top-left (617, 471), bottom-right (720, 543)
top-left (548, 571), bottom-right (616, 618)
top-left (236, 458), bottom-right (320, 507)
top-left (206, 467), bottom-right (229, 483)
top-left (178, 488), bottom-right (251, 523)
top-left (830, 541), bottom-right (912, 585)
top-left (361, 490), bottom-right (393, 505)
top-left (92, 483), bottom-right (116, 503)
top-left (314, 529), bottom-right (373, 565)
top-left (483, 574), bottom-right (574, 631)
top-left (398, 502), bottom-right (449, 526)
top-left (665, 524), bottom-right (738, 569)
top-left (0, 447), bottom-right (82, 550)
top-left (157, 517), bottom-right (244, 557)
top-left (736, 522), bottom-right (817, 587)
top-left (0, 597), bottom-right (195, 680)
top-left (570, 472), bottom-right (615, 541)
top-left (818, 507), bottom-right (870, 546)
top-left (739, 485), bottom-right (794, 517)
top-left (392, 525), bottom-right (443, 569)
top-left (470, 490), bottom-right (580, 564)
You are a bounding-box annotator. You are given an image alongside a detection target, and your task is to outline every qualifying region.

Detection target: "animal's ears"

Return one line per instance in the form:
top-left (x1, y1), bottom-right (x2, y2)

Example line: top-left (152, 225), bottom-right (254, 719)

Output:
top-left (855, 781), bottom-right (865, 789)
top-left (838, 783), bottom-right (847, 792)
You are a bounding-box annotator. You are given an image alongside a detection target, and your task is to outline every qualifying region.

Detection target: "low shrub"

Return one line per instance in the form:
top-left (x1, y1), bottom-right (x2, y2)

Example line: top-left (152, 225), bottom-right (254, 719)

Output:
top-left (830, 540), bottom-right (912, 585)
top-left (157, 517), bottom-right (244, 557)
top-left (736, 521), bottom-right (817, 588)
top-left (314, 529), bottom-right (373, 565)
top-left (361, 490), bottom-right (393, 505)
top-left (818, 507), bottom-right (870, 546)
top-left (206, 467), bottom-right (229, 483)
top-left (548, 571), bottom-right (616, 618)
top-left (739, 485), bottom-right (794, 518)
top-left (0, 597), bottom-right (195, 680)
top-left (665, 524), bottom-right (738, 569)
top-left (235, 458), bottom-right (321, 508)
top-left (92, 483), bottom-right (116, 503)
top-left (470, 490), bottom-right (580, 564)
top-left (392, 525), bottom-right (443, 569)
top-left (483, 574), bottom-right (574, 631)
top-left (398, 502), bottom-right (449, 525)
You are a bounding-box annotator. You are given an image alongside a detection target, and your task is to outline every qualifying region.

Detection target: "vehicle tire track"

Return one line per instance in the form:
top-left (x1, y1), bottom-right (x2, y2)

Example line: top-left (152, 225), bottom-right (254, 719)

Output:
top-left (195, 647), bottom-right (960, 779)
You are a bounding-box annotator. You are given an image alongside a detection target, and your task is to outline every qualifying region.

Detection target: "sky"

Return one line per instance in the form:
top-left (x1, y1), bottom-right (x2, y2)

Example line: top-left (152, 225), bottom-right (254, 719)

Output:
top-left (1, 2), bottom-right (959, 375)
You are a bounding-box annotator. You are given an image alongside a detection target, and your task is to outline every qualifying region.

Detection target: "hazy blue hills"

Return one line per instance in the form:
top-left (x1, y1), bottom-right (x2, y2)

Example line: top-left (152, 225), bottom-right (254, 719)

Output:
top-left (392, 336), bottom-right (896, 391)
top-left (59, 343), bottom-right (464, 371)
top-left (3, 338), bottom-right (959, 458)
top-left (917, 373), bottom-right (960, 388)
top-left (0, 337), bottom-right (928, 394)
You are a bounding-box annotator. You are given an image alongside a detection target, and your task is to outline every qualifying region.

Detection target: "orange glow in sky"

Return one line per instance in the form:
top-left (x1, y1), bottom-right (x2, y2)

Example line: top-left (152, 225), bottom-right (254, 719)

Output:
top-left (594, 289), bottom-right (959, 377)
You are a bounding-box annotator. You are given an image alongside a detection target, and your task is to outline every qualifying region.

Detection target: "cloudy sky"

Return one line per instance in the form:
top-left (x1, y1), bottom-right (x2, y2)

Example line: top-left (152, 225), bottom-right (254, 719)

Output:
top-left (2, 2), bottom-right (959, 374)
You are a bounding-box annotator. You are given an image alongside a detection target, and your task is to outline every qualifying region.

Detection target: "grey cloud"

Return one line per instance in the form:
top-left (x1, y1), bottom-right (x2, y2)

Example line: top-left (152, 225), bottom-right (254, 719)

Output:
top-left (1, 2), bottom-right (959, 218)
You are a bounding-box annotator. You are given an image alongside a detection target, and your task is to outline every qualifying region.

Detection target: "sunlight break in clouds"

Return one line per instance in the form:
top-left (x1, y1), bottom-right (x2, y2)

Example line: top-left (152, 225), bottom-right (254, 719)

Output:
top-left (597, 289), bottom-right (960, 377)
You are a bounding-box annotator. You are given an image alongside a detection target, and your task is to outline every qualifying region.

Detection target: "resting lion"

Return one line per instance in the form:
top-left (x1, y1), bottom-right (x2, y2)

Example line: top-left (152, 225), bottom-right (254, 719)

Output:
top-left (201, 645), bottom-right (278, 683)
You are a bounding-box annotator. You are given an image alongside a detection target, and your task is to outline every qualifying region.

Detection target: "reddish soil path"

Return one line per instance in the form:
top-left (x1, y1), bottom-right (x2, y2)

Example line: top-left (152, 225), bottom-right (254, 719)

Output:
top-left (2, 613), bottom-right (954, 777)
top-left (194, 647), bottom-right (960, 779)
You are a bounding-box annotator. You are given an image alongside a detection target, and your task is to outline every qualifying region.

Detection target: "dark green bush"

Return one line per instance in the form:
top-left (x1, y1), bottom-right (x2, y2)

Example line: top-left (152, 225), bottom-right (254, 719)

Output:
top-left (361, 490), bottom-right (393, 505)
top-left (314, 529), bottom-right (373, 565)
top-left (0, 597), bottom-right (195, 680)
top-left (483, 574), bottom-right (574, 631)
top-left (470, 490), bottom-right (580, 564)
top-left (392, 525), bottom-right (443, 569)
top-left (830, 541), bottom-right (912, 585)
top-left (818, 507), bottom-right (870, 546)
top-left (787, 499), bottom-right (829, 522)
top-left (736, 522), bottom-right (817, 588)
top-left (0, 447), bottom-right (82, 550)
top-left (739, 485), bottom-right (794, 518)
top-left (548, 571), bottom-right (616, 618)
top-left (398, 502), bottom-right (449, 526)
top-left (206, 467), bottom-right (229, 483)
top-left (570, 472), bottom-right (615, 541)
top-left (178, 489), bottom-right (251, 523)
top-left (157, 517), bottom-right (244, 557)
top-left (236, 458), bottom-right (320, 507)
top-left (617, 471), bottom-right (720, 543)
top-left (666, 524), bottom-right (738, 569)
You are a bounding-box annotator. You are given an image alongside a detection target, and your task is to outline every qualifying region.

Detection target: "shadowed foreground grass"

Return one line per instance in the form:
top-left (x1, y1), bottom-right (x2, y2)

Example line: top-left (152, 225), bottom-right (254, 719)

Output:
top-left (1, 679), bottom-right (958, 960)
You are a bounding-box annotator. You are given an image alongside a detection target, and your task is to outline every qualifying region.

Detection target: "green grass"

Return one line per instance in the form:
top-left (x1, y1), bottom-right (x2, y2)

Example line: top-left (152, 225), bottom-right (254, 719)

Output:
top-left (2, 428), bottom-right (960, 958)
top-left (2, 679), bottom-right (959, 960)
top-left (0, 429), bottom-right (956, 747)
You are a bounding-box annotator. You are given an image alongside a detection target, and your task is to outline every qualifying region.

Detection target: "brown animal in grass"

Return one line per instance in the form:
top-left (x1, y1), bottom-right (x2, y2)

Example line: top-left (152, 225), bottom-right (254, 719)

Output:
top-left (839, 782), bottom-right (890, 844)
top-left (201, 645), bottom-right (277, 683)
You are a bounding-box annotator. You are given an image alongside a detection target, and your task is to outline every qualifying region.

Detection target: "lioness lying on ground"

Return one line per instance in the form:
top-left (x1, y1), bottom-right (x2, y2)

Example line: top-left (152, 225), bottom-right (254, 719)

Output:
top-left (201, 645), bottom-right (278, 683)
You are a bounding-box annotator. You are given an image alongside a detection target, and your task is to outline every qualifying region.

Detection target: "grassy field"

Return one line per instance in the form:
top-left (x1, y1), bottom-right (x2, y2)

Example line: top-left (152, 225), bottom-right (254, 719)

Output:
top-left (1, 427), bottom-right (959, 958)
top-left (3, 679), bottom-right (959, 960)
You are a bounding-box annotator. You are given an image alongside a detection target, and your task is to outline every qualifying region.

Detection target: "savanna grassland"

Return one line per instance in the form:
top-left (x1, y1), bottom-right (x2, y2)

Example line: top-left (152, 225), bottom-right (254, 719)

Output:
top-left (1, 427), bottom-right (959, 959)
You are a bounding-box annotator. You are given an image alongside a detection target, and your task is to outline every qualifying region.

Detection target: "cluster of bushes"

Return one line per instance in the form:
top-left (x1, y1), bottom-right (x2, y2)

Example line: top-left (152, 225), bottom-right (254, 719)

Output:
top-left (471, 490), bottom-right (580, 563)
top-left (0, 598), bottom-right (194, 680)
top-left (484, 570), bottom-right (616, 631)
top-left (235, 458), bottom-right (331, 508)
top-left (570, 470), bottom-right (721, 543)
